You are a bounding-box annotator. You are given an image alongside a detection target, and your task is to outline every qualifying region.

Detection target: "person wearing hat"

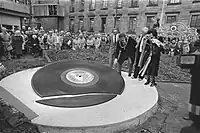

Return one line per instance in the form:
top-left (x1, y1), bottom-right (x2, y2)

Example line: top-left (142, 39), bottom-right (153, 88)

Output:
top-left (132, 27), bottom-right (149, 80)
top-left (140, 28), bottom-right (165, 87)
top-left (108, 28), bottom-right (120, 69)
top-left (11, 30), bottom-right (24, 59)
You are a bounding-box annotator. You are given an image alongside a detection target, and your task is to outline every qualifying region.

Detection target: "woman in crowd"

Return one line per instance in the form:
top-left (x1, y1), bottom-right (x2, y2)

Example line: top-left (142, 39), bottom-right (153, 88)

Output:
top-left (86, 34), bottom-right (94, 49)
top-left (42, 34), bottom-right (49, 50)
top-left (55, 32), bottom-right (63, 51)
top-left (47, 31), bottom-right (56, 49)
top-left (94, 34), bottom-right (101, 50)
top-left (78, 34), bottom-right (86, 49)
top-left (11, 30), bottom-right (24, 59)
top-left (72, 34), bottom-right (79, 50)
top-left (31, 34), bottom-right (41, 57)
top-left (62, 32), bottom-right (72, 50)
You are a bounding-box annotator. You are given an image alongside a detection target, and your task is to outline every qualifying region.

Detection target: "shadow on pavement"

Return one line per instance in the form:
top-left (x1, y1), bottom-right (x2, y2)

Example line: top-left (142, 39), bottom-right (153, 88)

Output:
top-left (180, 123), bottom-right (200, 133)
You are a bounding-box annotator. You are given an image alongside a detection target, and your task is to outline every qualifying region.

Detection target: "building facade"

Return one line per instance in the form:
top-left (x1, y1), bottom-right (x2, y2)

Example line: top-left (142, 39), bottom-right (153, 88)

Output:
top-left (31, 0), bottom-right (65, 31)
top-left (33, 0), bottom-right (200, 34)
top-left (0, 0), bottom-right (30, 31)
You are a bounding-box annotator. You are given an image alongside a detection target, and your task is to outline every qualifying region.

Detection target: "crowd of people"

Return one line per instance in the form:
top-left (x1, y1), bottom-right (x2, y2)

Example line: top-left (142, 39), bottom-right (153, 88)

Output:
top-left (0, 22), bottom-right (199, 83)
top-left (0, 26), bottom-right (110, 61)
top-left (0, 23), bottom-right (197, 61)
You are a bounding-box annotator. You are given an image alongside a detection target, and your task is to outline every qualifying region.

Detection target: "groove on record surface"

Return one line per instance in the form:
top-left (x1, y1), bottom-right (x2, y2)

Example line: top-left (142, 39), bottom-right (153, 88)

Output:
top-left (31, 60), bottom-right (125, 98)
top-left (36, 94), bottom-right (117, 108)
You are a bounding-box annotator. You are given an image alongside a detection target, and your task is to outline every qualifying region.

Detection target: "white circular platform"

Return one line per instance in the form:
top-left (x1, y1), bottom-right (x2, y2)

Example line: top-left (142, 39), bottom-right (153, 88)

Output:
top-left (0, 67), bottom-right (158, 133)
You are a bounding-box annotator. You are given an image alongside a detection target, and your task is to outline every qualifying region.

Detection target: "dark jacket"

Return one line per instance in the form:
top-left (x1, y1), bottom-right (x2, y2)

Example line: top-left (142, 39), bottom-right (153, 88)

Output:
top-left (12, 35), bottom-right (23, 55)
top-left (115, 37), bottom-right (137, 59)
top-left (145, 40), bottom-right (164, 76)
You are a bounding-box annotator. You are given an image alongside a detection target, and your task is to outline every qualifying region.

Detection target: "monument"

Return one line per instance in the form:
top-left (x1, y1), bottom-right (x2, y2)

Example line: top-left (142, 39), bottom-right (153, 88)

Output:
top-left (0, 60), bottom-right (158, 133)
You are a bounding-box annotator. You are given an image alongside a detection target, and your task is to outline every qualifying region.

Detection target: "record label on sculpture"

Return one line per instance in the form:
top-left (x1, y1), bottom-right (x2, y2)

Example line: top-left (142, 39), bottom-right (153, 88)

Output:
top-left (61, 68), bottom-right (100, 87)
top-left (66, 70), bottom-right (94, 84)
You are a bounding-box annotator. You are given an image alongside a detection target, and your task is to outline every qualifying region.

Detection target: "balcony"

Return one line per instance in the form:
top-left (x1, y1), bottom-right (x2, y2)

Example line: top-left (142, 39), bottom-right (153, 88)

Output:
top-left (0, 0), bottom-right (29, 15)
top-left (32, 4), bottom-right (65, 17)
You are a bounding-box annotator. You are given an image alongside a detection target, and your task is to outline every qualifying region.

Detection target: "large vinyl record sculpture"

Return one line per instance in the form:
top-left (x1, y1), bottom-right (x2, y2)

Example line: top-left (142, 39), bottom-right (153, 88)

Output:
top-left (31, 60), bottom-right (125, 108)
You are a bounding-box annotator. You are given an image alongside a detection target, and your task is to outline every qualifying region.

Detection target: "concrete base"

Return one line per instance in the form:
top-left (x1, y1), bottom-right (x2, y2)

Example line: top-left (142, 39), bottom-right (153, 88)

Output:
top-left (0, 67), bottom-right (158, 133)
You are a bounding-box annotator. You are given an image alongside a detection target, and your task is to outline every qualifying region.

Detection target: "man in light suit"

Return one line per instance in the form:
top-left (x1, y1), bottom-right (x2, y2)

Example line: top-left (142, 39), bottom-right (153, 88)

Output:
top-left (132, 27), bottom-right (149, 80)
top-left (108, 28), bottom-right (120, 68)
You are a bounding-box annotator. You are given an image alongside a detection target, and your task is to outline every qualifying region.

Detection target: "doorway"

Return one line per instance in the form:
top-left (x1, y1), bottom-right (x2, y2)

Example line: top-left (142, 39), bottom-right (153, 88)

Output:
top-left (101, 17), bottom-right (106, 33)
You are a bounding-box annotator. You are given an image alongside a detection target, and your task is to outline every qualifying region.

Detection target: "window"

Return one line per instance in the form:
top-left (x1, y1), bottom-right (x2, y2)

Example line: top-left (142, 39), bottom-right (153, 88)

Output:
top-left (168, 0), bottom-right (180, 4)
top-left (48, 5), bottom-right (57, 16)
top-left (79, 0), bottom-right (84, 12)
top-left (89, 0), bottom-right (96, 10)
top-left (101, 17), bottom-right (106, 32)
top-left (166, 15), bottom-right (177, 23)
top-left (129, 17), bottom-right (137, 31)
top-left (79, 18), bottom-right (84, 31)
top-left (193, 0), bottom-right (200, 3)
top-left (102, 0), bottom-right (108, 9)
top-left (14, 26), bottom-right (19, 31)
top-left (114, 17), bottom-right (121, 30)
top-left (146, 16), bottom-right (155, 29)
top-left (116, 0), bottom-right (123, 8)
top-left (89, 18), bottom-right (95, 31)
top-left (148, 0), bottom-right (158, 6)
top-left (190, 15), bottom-right (200, 29)
top-left (70, 0), bottom-right (75, 12)
top-left (130, 0), bottom-right (138, 7)
top-left (14, 0), bottom-right (27, 4)
top-left (2, 25), bottom-right (12, 30)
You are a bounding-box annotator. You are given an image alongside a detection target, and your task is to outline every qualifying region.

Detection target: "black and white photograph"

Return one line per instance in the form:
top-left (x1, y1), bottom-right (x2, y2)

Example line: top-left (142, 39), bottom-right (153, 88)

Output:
top-left (0, 0), bottom-right (200, 133)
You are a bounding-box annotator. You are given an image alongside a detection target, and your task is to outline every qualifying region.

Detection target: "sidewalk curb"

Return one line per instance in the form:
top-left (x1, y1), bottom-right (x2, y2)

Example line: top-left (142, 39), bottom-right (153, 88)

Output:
top-left (156, 80), bottom-right (191, 84)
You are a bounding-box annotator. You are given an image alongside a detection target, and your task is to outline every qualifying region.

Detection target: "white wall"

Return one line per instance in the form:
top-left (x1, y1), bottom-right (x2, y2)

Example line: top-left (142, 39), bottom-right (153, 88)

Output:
top-left (0, 14), bottom-right (21, 27)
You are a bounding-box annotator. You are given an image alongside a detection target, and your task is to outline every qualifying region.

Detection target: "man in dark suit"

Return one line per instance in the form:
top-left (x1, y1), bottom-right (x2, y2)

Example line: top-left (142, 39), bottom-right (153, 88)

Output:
top-left (114, 33), bottom-right (137, 75)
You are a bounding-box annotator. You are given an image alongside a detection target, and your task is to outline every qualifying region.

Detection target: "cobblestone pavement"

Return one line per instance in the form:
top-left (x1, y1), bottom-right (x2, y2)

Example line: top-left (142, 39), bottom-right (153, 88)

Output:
top-left (119, 82), bottom-right (200, 133)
